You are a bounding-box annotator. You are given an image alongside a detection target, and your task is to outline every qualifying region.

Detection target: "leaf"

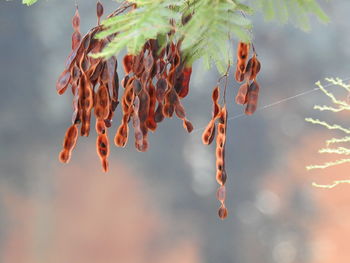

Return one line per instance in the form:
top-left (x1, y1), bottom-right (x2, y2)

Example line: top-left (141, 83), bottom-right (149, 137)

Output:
top-left (22, 0), bottom-right (38, 6)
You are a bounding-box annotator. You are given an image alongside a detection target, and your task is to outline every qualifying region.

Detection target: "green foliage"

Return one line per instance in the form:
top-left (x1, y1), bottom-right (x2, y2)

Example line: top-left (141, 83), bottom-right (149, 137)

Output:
top-left (251, 0), bottom-right (329, 31)
top-left (22, 0), bottom-right (38, 6)
top-left (23, 0), bottom-right (329, 72)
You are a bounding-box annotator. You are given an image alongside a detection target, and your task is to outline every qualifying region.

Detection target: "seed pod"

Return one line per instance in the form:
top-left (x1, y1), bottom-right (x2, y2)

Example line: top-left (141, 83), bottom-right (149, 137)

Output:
top-left (59, 124), bottom-right (78, 163)
top-left (95, 85), bottom-right (110, 120)
top-left (72, 31), bottom-right (81, 50)
top-left (178, 66), bottom-right (192, 98)
top-left (95, 119), bottom-right (106, 134)
top-left (96, 1), bottom-right (104, 25)
top-left (72, 8), bottom-right (80, 31)
top-left (218, 205), bottom-right (228, 220)
top-left (56, 70), bottom-right (71, 95)
top-left (202, 120), bottom-right (216, 145)
top-left (115, 123), bottom-right (129, 147)
top-left (235, 83), bottom-right (249, 105)
top-left (154, 103), bottom-right (165, 123)
top-left (123, 55), bottom-right (134, 74)
top-left (96, 133), bottom-right (109, 172)
top-left (216, 186), bottom-right (226, 203)
top-left (245, 81), bottom-right (260, 115)
top-left (183, 119), bottom-right (193, 133)
top-left (146, 83), bottom-right (157, 131)
top-left (174, 102), bottom-right (186, 119)
top-left (245, 55), bottom-right (261, 81)
top-left (156, 78), bottom-right (167, 102)
top-left (237, 42), bottom-right (250, 63)
top-left (132, 78), bottom-right (142, 95)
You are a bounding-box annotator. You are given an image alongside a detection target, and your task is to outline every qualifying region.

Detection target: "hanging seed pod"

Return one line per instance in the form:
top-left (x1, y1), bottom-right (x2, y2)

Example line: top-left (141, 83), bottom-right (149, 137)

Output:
top-left (95, 85), bottom-right (110, 120)
top-left (202, 120), bottom-right (216, 145)
top-left (245, 80), bottom-right (260, 115)
top-left (183, 119), bottom-right (193, 133)
top-left (218, 205), bottom-right (228, 220)
top-left (235, 82), bottom-right (249, 105)
top-left (96, 1), bottom-right (104, 25)
top-left (245, 54), bottom-right (261, 81)
top-left (237, 42), bottom-right (250, 68)
top-left (72, 31), bottom-right (82, 50)
top-left (59, 124), bottom-right (79, 163)
top-left (96, 133), bottom-right (109, 172)
top-left (123, 55), bottom-right (134, 74)
top-left (146, 83), bottom-right (157, 131)
top-left (72, 7), bottom-right (80, 31)
top-left (56, 70), bottom-right (71, 95)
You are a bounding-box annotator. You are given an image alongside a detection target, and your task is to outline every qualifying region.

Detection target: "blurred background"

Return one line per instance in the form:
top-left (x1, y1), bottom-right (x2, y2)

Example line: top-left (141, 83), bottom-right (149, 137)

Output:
top-left (1, 1), bottom-right (350, 262)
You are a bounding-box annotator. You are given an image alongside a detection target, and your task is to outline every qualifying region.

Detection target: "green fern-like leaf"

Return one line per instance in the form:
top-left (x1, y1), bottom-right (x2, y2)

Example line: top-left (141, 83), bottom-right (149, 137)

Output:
top-left (252, 0), bottom-right (329, 30)
top-left (22, 0), bottom-right (38, 5)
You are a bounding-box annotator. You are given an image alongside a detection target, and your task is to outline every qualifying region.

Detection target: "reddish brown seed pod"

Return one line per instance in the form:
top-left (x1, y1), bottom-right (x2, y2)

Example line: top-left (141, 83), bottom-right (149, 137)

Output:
top-left (245, 55), bottom-right (261, 81)
top-left (56, 70), bottom-right (71, 95)
top-left (202, 120), bottom-right (216, 145)
top-left (178, 66), bottom-right (192, 98)
top-left (72, 31), bottom-right (82, 50)
top-left (59, 124), bottom-right (78, 163)
top-left (212, 86), bottom-right (221, 119)
top-left (216, 186), bottom-right (226, 203)
top-left (183, 119), bottom-right (193, 133)
top-left (146, 83), bottom-right (157, 131)
top-left (96, 134), bottom-right (109, 172)
top-left (237, 42), bottom-right (250, 62)
top-left (174, 102), bottom-right (186, 119)
top-left (154, 103), bottom-right (165, 123)
top-left (245, 80), bottom-right (260, 115)
top-left (216, 170), bottom-right (227, 185)
top-left (72, 8), bottom-right (80, 31)
top-left (123, 54), bottom-right (134, 74)
top-left (156, 78), bottom-right (167, 102)
top-left (235, 66), bottom-right (245, 83)
top-left (235, 83), bottom-right (249, 105)
top-left (218, 205), bottom-right (228, 220)
top-left (95, 85), bottom-right (110, 120)
top-left (115, 123), bottom-right (129, 147)
top-left (95, 119), bottom-right (106, 134)
top-left (96, 1), bottom-right (104, 25)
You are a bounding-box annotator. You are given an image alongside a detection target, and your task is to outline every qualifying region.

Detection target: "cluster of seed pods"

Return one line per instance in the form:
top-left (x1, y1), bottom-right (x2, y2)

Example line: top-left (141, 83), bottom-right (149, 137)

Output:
top-left (57, 2), bottom-right (120, 171)
top-left (57, 2), bottom-right (193, 171)
top-left (116, 40), bottom-right (193, 151)
top-left (235, 42), bottom-right (261, 115)
top-left (55, 3), bottom-right (265, 220)
top-left (202, 87), bottom-right (229, 219)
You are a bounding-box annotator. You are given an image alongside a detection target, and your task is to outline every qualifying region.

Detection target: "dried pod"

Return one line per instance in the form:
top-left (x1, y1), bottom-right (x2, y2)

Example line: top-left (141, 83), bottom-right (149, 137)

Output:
top-left (156, 78), bottom-right (167, 102)
top-left (183, 119), bottom-right (193, 133)
top-left (72, 8), bottom-right (80, 31)
top-left (123, 55), bottom-right (134, 74)
top-left (96, 133), bottom-right (109, 172)
top-left (96, 1), bottom-right (104, 25)
top-left (178, 67), bottom-right (192, 98)
top-left (216, 186), bottom-right (226, 203)
top-left (202, 120), bottom-right (216, 145)
top-left (95, 85), bottom-right (110, 120)
top-left (72, 31), bottom-right (82, 50)
top-left (245, 80), bottom-right (260, 115)
top-left (218, 205), bottom-right (228, 220)
top-left (154, 103), bottom-right (165, 123)
top-left (245, 55), bottom-right (261, 81)
top-left (235, 83), bottom-right (249, 105)
top-left (59, 124), bottom-right (78, 163)
top-left (56, 70), bottom-right (71, 95)
top-left (146, 83), bottom-right (157, 131)
top-left (237, 42), bottom-right (250, 63)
